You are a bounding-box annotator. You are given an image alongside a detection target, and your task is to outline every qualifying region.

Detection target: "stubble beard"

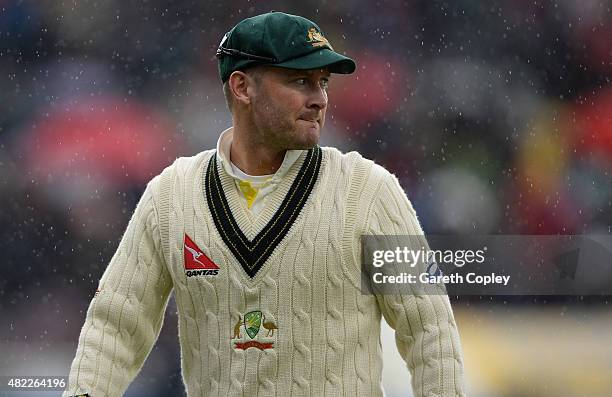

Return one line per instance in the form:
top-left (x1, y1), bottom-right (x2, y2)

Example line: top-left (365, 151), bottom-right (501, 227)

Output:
top-left (251, 96), bottom-right (320, 151)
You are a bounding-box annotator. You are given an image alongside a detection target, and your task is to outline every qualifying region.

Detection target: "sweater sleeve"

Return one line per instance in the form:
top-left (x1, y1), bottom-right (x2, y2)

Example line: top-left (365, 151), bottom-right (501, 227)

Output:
top-left (366, 169), bottom-right (466, 397)
top-left (63, 179), bottom-right (174, 397)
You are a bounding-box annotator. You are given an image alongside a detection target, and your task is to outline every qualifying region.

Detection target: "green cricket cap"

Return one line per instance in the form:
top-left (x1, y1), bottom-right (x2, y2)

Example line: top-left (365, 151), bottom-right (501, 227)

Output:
top-left (216, 12), bottom-right (356, 82)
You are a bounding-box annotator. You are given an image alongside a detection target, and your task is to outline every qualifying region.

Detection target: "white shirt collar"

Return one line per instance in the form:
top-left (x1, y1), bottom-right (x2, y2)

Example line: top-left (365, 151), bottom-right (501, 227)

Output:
top-left (216, 127), bottom-right (304, 183)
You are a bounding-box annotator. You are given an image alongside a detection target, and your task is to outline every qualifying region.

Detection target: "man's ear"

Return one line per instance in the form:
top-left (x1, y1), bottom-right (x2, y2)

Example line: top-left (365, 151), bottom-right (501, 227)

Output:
top-left (228, 71), bottom-right (252, 106)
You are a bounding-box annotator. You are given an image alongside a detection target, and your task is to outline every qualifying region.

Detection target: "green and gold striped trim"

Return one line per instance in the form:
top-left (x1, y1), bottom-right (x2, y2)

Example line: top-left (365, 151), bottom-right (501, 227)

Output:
top-left (205, 147), bottom-right (322, 278)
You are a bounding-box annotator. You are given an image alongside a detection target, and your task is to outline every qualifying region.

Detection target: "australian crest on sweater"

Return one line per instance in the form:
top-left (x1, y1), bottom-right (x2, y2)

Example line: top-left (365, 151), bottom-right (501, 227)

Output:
top-left (64, 147), bottom-right (466, 397)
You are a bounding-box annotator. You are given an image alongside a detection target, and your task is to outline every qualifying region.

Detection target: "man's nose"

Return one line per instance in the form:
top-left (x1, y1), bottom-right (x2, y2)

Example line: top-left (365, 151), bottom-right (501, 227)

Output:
top-left (306, 84), bottom-right (328, 110)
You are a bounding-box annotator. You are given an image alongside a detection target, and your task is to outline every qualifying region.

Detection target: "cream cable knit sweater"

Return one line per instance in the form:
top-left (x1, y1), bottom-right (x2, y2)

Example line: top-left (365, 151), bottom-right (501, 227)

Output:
top-left (64, 147), bottom-right (466, 397)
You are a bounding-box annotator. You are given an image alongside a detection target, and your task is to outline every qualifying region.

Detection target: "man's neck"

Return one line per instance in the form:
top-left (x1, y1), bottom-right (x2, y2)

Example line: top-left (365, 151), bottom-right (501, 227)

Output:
top-left (230, 130), bottom-right (285, 176)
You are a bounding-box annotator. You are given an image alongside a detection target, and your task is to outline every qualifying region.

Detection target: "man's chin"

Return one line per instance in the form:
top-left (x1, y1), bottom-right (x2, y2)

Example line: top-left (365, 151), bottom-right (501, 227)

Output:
top-left (284, 126), bottom-right (319, 150)
top-left (297, 142), bottom-right (318, 150)
top-left (297, 132), bottom-right (320, 149)
top-left (287, 140), bottom-right (318, 150)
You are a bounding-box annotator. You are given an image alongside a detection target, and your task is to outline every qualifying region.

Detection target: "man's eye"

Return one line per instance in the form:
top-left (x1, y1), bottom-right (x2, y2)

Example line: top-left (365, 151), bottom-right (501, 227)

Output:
top-left (295, 78), bottom-right (307, 85)
top-left (320, 79), bottom-right (329, 89)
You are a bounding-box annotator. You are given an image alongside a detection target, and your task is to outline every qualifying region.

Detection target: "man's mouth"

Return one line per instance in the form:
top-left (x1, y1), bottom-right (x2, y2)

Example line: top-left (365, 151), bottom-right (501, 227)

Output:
top-left (298, 118), bottom-right (319, 126)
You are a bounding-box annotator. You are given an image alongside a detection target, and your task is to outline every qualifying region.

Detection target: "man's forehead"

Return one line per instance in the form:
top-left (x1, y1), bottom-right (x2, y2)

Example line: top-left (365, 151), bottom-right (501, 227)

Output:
top-left (270, 66), bottom-right (331, 77)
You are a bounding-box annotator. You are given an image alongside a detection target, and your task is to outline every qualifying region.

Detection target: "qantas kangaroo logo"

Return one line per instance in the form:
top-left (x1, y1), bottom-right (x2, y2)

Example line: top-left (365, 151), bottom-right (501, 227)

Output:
top-left (184, 234), bottom-right (219, 277)
top-left (185, 244), bottom-right (206, 267)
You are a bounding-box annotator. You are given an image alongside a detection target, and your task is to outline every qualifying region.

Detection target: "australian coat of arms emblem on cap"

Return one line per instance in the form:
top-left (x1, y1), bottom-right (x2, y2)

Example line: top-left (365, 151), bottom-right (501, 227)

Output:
top-left (306, 27), bottom-right (333, 50)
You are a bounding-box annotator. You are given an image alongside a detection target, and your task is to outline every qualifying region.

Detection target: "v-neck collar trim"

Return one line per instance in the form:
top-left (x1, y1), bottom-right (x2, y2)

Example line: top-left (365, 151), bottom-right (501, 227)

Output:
top-left (217, 148), bottom-right (308, 238)
top-left (204, 146), bottom-right (322, 278)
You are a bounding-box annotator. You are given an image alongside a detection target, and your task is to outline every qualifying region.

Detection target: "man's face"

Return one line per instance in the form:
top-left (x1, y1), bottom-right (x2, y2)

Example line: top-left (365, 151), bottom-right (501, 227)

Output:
top-left (248, 67), bottom-right (330, 150)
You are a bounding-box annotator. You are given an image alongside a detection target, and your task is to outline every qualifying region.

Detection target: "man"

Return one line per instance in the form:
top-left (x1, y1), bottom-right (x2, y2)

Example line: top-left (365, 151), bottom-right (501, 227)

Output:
top-left (64, 12), bottom-right (466, 397)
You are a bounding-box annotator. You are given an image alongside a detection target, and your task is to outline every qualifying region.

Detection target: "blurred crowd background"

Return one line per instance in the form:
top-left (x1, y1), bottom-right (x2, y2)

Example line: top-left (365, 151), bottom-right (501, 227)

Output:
top-left (1, 0), bottom-right (610, 396)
